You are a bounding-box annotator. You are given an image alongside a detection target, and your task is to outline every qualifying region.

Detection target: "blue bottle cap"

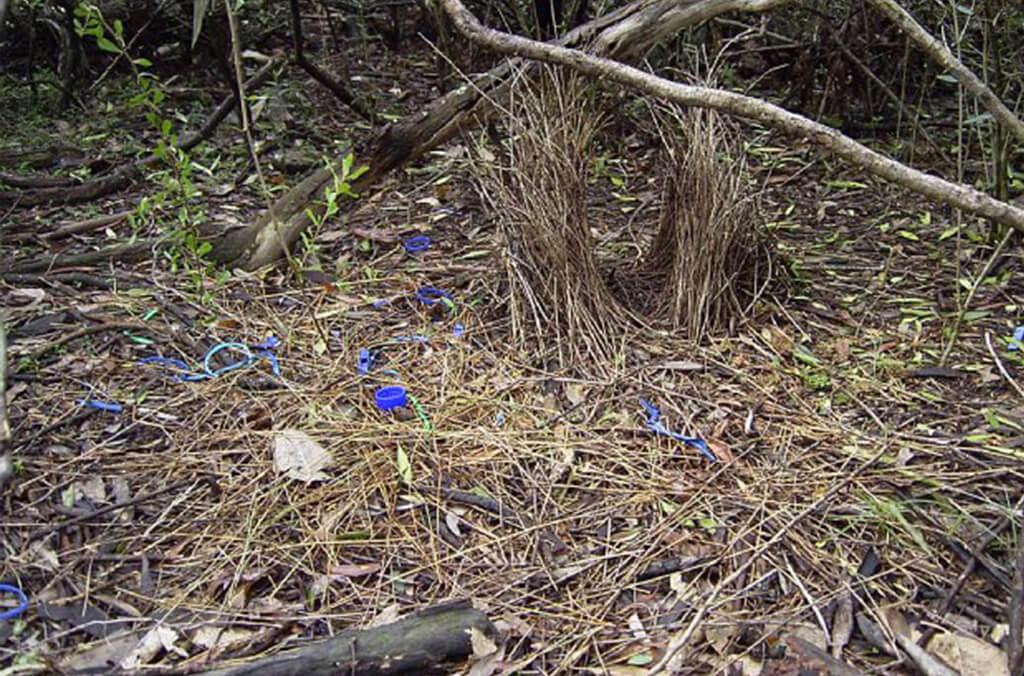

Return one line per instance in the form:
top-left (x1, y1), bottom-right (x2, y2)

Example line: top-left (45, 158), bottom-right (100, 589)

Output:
top-left (375, 386), bottom-right (408, 411)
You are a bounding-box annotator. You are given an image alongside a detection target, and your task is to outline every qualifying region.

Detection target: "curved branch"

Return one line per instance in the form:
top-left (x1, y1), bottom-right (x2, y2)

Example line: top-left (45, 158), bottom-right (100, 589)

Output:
top-left (867, 0), bottom-right (1024, 145)
top-left (438, 0), bottom-right (1024, 233)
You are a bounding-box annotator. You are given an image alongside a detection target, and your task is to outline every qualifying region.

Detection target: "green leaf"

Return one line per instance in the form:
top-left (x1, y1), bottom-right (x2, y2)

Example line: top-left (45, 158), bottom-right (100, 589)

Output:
top-left (824, 179), bottom-right (867, 190)
top-left (113, 18), bottom-right (124, 38)
top-left (349, 164), bottom-right (369, 181)
top-left (938, 225), bottom-right (961, 241)
top-left (341, 152), bottom-right (355, 177)
top-left (627, 653), bottom-right (653, 666)
top-left (133, 57), bottom-right (153, 68)
top-left (396, 445), bottom-right (412, 484)
top-left (896, 230), bottom-right (919, 241)
top-left (95, 36), bottom-right (120, 53)
top-left (793, 345), bottom-right (821, 366)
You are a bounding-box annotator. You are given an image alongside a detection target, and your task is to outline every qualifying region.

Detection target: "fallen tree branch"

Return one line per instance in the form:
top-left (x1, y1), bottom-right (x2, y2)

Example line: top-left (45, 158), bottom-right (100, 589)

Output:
top-left (867, 0), bottom-right (1024, 145)
top-left (3, 239), bottom-right (157, 273)
top-left (438, 0), bottom-right (1024, 233)
top-left (213, 0), bottom-right (794, 269)
top-left (199, 600), bottom-right (496, 675)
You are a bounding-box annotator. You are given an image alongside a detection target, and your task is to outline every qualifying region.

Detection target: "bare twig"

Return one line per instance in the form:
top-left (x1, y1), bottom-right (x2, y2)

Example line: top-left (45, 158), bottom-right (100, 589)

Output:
top-left (985, 332), bottom-right (1024, 400)
top-left (27, 475), bottom-right (220, 543)
top-left (0, 322), bottom-right (11, 493)
top-left (438, 0), bottom-right (1024, 233)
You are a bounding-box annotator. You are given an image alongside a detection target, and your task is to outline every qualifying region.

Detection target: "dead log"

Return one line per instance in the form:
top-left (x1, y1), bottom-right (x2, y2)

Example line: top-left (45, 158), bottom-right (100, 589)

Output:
top-left (211, 0), bottom-right (793, 270)
top-left (199, 601), bottom-right (496, 676)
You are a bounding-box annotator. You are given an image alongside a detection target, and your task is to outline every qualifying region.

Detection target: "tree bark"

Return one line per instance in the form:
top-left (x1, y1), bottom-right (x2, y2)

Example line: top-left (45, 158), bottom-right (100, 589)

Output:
top-left (215, 0), bottom-right (794, 269)
top-left (198, 601), bottom-right (495, 676)
top-left (437, 0), bottom-right (1024, 233)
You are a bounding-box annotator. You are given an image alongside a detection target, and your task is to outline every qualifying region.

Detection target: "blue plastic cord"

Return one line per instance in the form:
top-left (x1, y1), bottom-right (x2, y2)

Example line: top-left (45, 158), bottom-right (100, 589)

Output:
top-left (0, 583), bottom-right (29, 621)
top-left (403, 236), bottom-right (431, 253)
top-left (391, 334), bottom-right (430, 344)
top-left (640, 399), bottom-right (717, 463)
top-left (140, 336), bottom-right (281, 381)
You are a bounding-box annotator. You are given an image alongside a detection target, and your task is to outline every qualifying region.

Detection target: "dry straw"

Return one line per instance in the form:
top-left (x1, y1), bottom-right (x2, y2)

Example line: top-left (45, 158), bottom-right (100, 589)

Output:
top-left (473, 66), bottom-right (767, 371)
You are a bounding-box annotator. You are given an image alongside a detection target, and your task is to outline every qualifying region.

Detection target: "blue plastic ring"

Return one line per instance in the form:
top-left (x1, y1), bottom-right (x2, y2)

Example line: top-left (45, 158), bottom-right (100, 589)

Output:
top-left (403, 236), bottom-right (431, 253)
top-left (375, 386), bottom-right (408, 411)
top-left (0, 583), bottom-right (29, 621)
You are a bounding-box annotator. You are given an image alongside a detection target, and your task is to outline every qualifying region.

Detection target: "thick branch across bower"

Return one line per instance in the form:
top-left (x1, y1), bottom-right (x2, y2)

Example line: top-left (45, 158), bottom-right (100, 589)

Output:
top-left (215, 0), bottom-right (793, 269)
top-left (438, 0), bottom-right (1024, 233)
top-left (867, 0), bottom-right (1024, 145)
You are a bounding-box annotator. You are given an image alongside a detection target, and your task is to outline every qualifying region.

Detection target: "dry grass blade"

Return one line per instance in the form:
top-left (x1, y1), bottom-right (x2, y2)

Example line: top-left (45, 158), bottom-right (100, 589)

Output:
top-left (647, 100), bottom-right (765, 340)
top-left (472, 66), bottom-right (632, 370)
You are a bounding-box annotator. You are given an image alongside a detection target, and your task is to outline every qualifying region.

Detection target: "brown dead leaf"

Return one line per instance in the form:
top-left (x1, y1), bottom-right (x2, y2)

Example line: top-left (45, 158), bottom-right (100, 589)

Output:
top-left (707, 438), bottom-right (736, 464)
top-left (830, 589), bottom-right (853, 658)
top-left (351, 227), bottom-right (398, 243)
top-left (927, 632), bottom-right (1009, 676)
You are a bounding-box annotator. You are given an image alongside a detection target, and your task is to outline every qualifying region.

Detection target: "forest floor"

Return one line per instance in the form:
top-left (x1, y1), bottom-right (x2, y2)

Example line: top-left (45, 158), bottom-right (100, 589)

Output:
top-left (1, 39), bottom-right (1023, 676)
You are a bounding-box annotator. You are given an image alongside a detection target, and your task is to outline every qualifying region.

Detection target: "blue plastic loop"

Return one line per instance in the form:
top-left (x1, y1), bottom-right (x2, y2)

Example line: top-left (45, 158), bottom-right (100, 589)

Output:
top-left (0, 583), bottom-right (29, 621)
top-left (140, 336), bottom-right (282, 381)
top-left (204, 343), bottom-right (253, 377)
top-left (375, 386), bottom-right (408, 411)
top-left (415, 286), bottom-right (452, 305)
top-left (640, 399), bottom-right (717, 463)
top-left (403, 236), bottom-right (431, 253)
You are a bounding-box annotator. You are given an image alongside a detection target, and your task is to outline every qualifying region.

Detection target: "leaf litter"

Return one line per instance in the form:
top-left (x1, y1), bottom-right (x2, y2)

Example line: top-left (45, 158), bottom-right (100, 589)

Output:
top-left (2, 105), bottom-right (1023, 676)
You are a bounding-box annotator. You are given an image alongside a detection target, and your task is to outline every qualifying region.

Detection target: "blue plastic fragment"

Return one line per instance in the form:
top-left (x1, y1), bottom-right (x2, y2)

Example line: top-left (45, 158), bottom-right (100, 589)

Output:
top-left (78, 399), bottom-right (123, 414)
top-left (640, 399), bottom-right (717, 463)
top-left (1010, 326), bottom-right (1024, 351)
top-left (403, 236), bottom-right (431, 253)
top-left (453, 323), bottom-right (465, 338)
top-left (357, 348), bottom-right (375, 375)
top-left (392, 334), bottom-right (430, 344)
top-left (415, 286), bottom-right (453, 306)
top-left (371, 299), bottom-right (390, 309)
top-left (0, 583), bottom-right (29, 621)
